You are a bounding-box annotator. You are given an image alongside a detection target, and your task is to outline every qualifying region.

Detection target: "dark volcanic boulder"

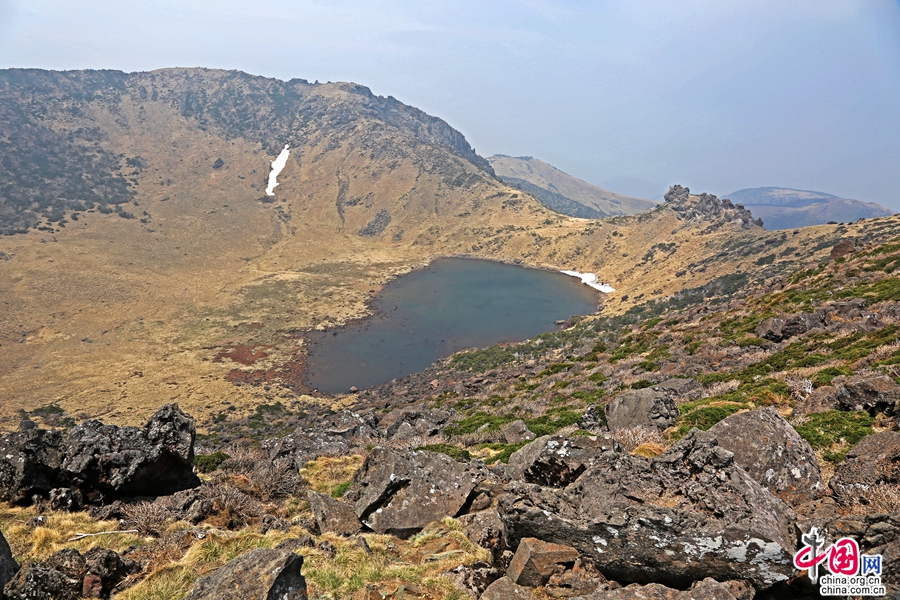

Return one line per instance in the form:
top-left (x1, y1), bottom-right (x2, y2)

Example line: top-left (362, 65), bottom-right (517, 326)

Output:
top-left (829, 431), bottom-right (900, 505)
top-left (184, 548), bottom-right (307, 600)
top-left (507, 434), bottom-right (622, 488)
top-left (605, 389), bottom-right (678, 432)
top-left (377, 408), bottom-right (451, 440)
top-left (755, 312), bottom-right (825, 343)
top-left (499, 429), bottom-right (797, 590)
top-left (62, 404), bottom-right (200, 500)
top-left (3, 564), bottom-right (80, 600)
top-left (833, 374), bottom-right (900, 416)
top-left (344, 448), bottom-right (495, 538)
top-left (0, 530), bottom-right (18, 597)
top-left (307, 491), bottom-right (362, 536)
top-left (708, 408), bottom-right (824, 505)
top-left (0, 429), bottom-right (63, 504)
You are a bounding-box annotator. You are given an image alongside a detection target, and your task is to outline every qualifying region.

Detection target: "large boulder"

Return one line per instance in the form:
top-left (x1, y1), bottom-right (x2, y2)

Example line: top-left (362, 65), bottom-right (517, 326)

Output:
top-left (344, 448), bottom-right (495, 538)
top-left (0, 530), bottom-right (18, 598)
top-left (605, 389), bottom-right (678, 432)
top-left (184, 548), bottom-right (307, 600)
top-left (498, 429), bottom-right (797, 590)
top-left (480, 577), bottom-right (533, 599)
top-left (708, 408), bottom-right (824, 505)
top-left (833, 375), bottom-right (900, 416)
top-left (829, 431), bottom-right (900, 506)
top-left (458, 509), bottom-right (508, 564)
top-left (376, 408), bottom-right (451, 440)
top-left (62, 404), bottom-right (200, 501)
top-left (307, 491), bottom-right (362, 536)
top-left (0, 430), bottom-right (63, 505)
top-left (3, 564), bottom-right (80, 600)
top-left (507, 434), bottom-right (622, 488)
top-left (755, 313), bottom-right (825, 343)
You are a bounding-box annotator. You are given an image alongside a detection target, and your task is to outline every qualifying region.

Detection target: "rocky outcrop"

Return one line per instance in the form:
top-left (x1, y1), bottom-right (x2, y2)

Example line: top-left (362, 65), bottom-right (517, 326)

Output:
top-left (499, 429), bottom-right (797, 590)
top-left (833, 375), bottom-right (900, 417)
top-left (755, 313), bottom-right (825, 343)
top-left (829, 431), bottom-right (900, 505)
top-left (307, 491), bottom-right (362, 536)
top-left (61, 404), bottom-right (200, 501)
top-left (344, 448), bottom-right (495, 538)
top-left (665, 186), bottom-right (762, 230)
top-left (0, 530), bottom-right (17, 598)
top-left (507, 434), bottom-right (622, 488)
top-left (264, 430), bottom-right (354, 471)
top-left (0, 405), bottom-right (199, 506)
top-left (708, 408), bottom-right (824, 505)
top-left (376, 408), bottom-right (451, 441)
top-left (184, 549), bottom-right (307, 600)
top-left (605, 389), bottom-right (678, 432)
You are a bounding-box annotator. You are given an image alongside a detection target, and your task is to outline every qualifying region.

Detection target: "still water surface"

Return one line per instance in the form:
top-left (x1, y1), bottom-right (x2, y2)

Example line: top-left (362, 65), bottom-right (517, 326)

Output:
top-left (305, 258), bottom-right (598, 393)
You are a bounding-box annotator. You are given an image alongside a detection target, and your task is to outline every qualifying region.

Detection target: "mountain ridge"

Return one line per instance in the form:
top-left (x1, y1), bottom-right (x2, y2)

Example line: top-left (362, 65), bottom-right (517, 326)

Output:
top-left (727, 186), bottom-right (894, 230)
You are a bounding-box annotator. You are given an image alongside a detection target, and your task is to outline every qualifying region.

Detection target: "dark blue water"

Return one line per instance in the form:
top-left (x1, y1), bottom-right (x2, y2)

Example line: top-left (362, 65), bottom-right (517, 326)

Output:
top-left (305, 258), bottom-right (598, 393)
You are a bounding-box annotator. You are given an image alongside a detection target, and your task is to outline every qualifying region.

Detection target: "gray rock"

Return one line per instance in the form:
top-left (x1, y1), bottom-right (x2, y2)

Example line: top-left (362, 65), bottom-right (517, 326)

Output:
top-left (307, 491), bottom-right (362, 536)
top-left (0, 530), bottom-right (17, 597)
top-left (458, 509), bottom-right (507, 564)
top-left (605, 389), bottom-right (678, 432)
top-left (184, 548), bottom-right (307, 600)
top-left (507, 434), bottom-right (622, 488)
top-left (708, 408), bottom-right (824, 505)
top-left (507, 537), bottom-right (579, 587)
top-left (579, 405), bottom-right (607, 433)
top-left (653, 378), bottom-right (702, 400)
top-left (834, 375), bottom-right (900, 416)
top-left (577, 578), bottom-right (753, 599)
top-left (377, 408), bottom-right (451, 440)
top-left (345, 448), bottom-right (494, 538)
top-left (499, 429), bottom-right (797, 590)
top-left (47, 488), bottom-right (82, 512)
top-left (829, 431), bottom-right (900, 506)
top-left (82, 548), bottom-right (139, 598)
top-left (61, 403), bottom-right (200, 500)
top-left (481, 576), bottom-right (534, 599)
top-left (501, 420), bottom-right (535, 444)
top-left (444, 562), bottom-right (499, 597)
top-left (755, 312), bottom-right (825, 343)
top-left (264, 430), bottom-right (353, 471)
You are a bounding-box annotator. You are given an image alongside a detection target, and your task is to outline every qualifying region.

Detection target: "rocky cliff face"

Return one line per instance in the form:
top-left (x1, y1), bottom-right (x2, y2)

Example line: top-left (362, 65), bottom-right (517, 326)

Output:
top-left (664, 185), bottom-right (763, 230)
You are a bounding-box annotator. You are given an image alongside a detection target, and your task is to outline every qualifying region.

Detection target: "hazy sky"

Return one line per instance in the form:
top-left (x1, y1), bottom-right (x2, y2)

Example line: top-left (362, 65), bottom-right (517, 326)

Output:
top-left (2, 1), bottom-right (899, 208)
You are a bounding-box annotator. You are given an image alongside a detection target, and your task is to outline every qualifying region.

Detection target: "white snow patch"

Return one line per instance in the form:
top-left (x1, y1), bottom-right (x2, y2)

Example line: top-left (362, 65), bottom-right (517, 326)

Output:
top-left (265, 144), bottom-right (291, 196)
top-left (560, 270), bottom-right (616, 293)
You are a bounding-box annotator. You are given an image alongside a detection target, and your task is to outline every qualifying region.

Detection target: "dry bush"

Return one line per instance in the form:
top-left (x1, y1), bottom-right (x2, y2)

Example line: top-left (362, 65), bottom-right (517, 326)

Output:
top-left (247, 461), bottom-right (305, 502)
top-left (219, 443), bottom-right (268, 473)
top-left (201, 475), bottom-right (263, 529)
top-left (784, 376), bottom-right (814, 401)
top-left (703, 379), bottom-right (740, 398)
top-left (852, 483), bottom-right (900, 515)
top-left (121, 501), bottom-right (173, 537)
top-left (611, 426), bottom-right (667, 452)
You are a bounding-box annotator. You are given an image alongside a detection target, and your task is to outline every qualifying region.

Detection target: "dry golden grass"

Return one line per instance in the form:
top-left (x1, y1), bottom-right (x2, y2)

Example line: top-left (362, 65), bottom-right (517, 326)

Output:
top-left (300, 455), bottom-right (365, 497)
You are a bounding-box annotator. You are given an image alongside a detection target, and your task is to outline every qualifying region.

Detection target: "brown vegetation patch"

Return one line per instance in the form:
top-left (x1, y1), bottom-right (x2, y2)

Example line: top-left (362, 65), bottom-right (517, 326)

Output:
top-left (213, 343), bottom-right (271, 366)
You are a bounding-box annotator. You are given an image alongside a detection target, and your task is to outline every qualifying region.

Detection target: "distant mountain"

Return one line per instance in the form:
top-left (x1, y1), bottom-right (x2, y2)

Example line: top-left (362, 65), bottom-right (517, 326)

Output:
top-left (727, 187), bottom-right (894, 230)
top-left (488, 155), bottom-right (656, 218)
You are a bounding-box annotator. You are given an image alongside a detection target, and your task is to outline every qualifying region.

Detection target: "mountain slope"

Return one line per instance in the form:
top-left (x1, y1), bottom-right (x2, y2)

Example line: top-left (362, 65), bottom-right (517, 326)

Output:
top-left (728, 187), bottom-right (894, 230)
top-left (488, 155), bottom-right (656, 218)
top-left (0, 68), bottom-right (897, 427)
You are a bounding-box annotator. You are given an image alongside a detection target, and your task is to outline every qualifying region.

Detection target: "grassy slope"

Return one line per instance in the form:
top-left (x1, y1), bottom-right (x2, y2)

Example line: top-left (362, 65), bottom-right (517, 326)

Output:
top-left (0, 68), bottom-right (893, 426)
